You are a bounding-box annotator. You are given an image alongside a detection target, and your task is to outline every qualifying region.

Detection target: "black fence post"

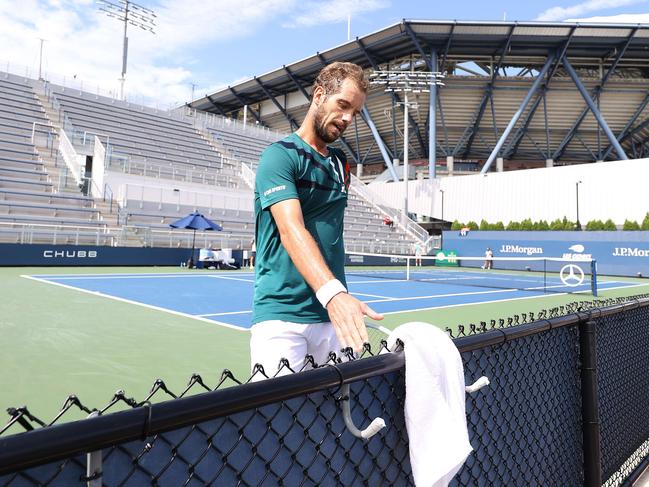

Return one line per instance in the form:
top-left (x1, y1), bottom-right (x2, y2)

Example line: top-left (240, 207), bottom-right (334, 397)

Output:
top-left (580, 318), bottom-right (602, 487)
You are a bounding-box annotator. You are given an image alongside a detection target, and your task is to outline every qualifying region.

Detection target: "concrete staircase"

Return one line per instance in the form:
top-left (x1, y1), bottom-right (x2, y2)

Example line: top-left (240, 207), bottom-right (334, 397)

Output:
top-left (31, 82), bottom-right (122, 233)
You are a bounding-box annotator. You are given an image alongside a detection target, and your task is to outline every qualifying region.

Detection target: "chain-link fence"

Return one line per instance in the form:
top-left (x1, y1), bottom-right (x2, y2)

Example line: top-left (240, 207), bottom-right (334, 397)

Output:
top-left (1, 294), bottom-right (648, 486)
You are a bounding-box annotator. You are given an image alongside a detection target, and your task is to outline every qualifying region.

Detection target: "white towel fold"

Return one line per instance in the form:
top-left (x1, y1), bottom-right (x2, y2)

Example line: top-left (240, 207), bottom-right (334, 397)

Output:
top-left (387, 322), bottom-right (472, 487)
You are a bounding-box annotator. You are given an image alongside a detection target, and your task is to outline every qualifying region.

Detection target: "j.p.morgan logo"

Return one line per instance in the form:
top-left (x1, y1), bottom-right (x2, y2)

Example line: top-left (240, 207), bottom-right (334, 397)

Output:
top-left (613, 247), bottom-right (649, 257)
top-left (43, 250), bottom-right (98, 258)
top-left (499, 244), bottom-right (543, 255)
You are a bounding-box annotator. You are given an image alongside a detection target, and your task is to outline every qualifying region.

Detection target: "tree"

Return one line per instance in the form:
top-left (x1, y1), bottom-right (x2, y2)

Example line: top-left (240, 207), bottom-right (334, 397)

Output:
top-left (493, 221), bottom-right (505, 230)
top-left (550, 218), bottom-right (564, 231)
top-left (642, 212), bottom-right (649, 230)
top-left (520, 218), bottom-right (534, 231)
top-left (623, 219), bottom-right (640, 230)
top-left (479, 219), bottom-right (491, 230)
top-left (561, 216), bottom-right (574, 230)
top-left (585, 220), bottom-right (604, 231)
top-left (451, 220), bottom-right (463, 230)
top-left (466, 221), bottom-right (479, 230)
top-left (603, 219), bottom-right (617, 230)
top-left (506, 221), bottom-right (521, 230)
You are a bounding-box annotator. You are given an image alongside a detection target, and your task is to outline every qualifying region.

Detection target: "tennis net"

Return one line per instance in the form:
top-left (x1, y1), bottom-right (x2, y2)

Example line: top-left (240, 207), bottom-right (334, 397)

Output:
top-left (345, 251), bottom-right (598, 296)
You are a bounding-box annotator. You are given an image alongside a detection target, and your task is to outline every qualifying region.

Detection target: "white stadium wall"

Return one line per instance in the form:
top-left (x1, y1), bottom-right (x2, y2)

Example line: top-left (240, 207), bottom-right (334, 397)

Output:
top-left (367, 158), bottom-right (649, 225)
top-left (105, 171), bottom-right (253, 213)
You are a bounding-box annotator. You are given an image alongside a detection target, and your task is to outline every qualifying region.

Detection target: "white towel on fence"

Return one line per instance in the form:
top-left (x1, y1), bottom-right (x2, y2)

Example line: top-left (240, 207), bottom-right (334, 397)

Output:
top-left (387, 322), bottom-right (472, 487)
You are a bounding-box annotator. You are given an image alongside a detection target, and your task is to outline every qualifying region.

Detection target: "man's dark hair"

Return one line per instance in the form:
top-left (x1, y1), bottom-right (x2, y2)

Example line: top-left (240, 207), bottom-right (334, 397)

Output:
top-left (313, 62), bottom-right (369, 97)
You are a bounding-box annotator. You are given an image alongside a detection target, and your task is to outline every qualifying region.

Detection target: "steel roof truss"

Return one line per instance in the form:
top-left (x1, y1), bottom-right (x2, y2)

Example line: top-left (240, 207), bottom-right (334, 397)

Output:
top-left (254, 77), bottom-right (299, 131)
top-left (601, 91), bottom-right (649, 159)
top-left (360, 140), bottom-right (376, 165)
top-left (560, 56), bottom-right (628, 160)
top-left (205, 94), bottom-right (228, 117)
top-left (503, 30), bottom-right (577, 159)
top-left (481, 51), bottom-right (556, 174)
top-left (283, 66), bottom-right (311, 100)
top-left (460, 25), bottom-right (516, 159)
top-left (360, 106), bottom-right (398, 181)
top-left (553, 28), bottom-right (637, 161)
top-left (228, 87), bottom-right (263, 125)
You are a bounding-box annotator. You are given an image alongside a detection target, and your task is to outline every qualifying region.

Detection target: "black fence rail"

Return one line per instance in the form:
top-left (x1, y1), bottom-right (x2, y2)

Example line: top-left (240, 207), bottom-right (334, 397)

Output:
top-left (1, 295), bottom-right (649, 486)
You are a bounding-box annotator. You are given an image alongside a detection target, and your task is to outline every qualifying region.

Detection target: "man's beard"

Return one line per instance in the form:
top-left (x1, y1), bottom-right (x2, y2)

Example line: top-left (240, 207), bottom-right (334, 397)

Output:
top-left (314, 105), bottom-right (339, 143)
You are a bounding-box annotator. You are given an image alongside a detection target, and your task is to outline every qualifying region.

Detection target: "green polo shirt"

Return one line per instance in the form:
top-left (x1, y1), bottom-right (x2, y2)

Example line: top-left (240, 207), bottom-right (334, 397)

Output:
top-left (252, 133), bottom-right (350, 324)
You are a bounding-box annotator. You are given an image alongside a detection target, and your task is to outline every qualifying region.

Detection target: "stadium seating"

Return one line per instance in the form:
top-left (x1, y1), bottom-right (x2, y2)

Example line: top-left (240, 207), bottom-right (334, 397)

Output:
top-left (205, 125), bottom-right (274, 167)
top-left (0, 75), bottom-right (111, 245)
top-left (49, 87), bottom-right (243, 187)
top-left (0, 72), bottom-right (425, 254)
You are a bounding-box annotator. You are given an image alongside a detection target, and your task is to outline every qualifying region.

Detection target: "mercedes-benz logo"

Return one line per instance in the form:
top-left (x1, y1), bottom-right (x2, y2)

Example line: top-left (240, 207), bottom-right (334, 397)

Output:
top-left (560, 264), bottom-right (585, 287)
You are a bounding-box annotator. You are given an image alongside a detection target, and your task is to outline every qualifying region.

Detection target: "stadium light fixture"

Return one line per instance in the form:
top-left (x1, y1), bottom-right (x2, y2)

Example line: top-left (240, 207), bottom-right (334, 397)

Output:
top-left (98, 0), bottom-right (156, 101)
top-left (370, 69), bottom-right (444, 218)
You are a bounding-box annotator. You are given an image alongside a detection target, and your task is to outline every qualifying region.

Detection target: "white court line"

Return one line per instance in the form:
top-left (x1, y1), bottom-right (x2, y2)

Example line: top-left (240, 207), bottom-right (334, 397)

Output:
top-left (30, 273), bottom-right (252, 281)
top-left (350, 291), bottom-right (396, 299)
top-left (363, 287), bottom-right (519, 304)
top-left (206, 275), bottom-right (255, 283)
top-left (378, 283), bottom-right (649, 316)
top-left (198, 310), bottom-right (252, 317)
top-left (348, 278), bottom-right (409, 284)
top-left (21, 275), bottom-right (250, 332)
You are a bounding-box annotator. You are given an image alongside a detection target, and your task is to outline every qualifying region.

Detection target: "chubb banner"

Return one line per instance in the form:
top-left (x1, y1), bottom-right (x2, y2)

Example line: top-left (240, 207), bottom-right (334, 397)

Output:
top-left (0, 244), bottom-right (190, 266)
top-left (442, 231), bottom-right (649, 278)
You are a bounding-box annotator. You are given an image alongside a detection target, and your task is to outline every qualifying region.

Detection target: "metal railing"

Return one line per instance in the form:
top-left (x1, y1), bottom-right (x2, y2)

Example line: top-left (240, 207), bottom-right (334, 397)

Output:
top-left (349, 174), bottom-right (432, 247)
top-left (116, 225), bottom-right (253, 250)
top-left (119, 184), bottom-right (253, 214)
top-left (177, 105), bottom-right (287, 142)
top-left (0, 222), bottom-right (115, 246)
top-left (240, 162), bottom-right (256, 189)
top-left (56, 129), bottom-right (83, 186)
top-left (105, 155), bottom-right (240, 188)
top-left (345, 239), bottom-right (439, 256)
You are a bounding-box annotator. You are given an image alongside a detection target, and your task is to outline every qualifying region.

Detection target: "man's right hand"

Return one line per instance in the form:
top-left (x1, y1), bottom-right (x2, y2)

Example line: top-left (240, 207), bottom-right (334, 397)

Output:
top-left (326, 292), bottom-right (384, 352)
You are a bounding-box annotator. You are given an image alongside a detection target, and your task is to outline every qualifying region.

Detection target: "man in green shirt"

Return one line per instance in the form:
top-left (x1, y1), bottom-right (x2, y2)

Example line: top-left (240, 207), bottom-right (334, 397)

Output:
top-left (251, 62), bottom-right (383, 377)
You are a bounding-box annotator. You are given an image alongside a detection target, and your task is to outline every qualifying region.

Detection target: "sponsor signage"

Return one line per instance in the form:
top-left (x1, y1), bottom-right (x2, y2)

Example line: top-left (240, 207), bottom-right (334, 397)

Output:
top-left (499, 244), bottom-right (543, 255)
top-left (612, 247), bottom-right (649, 257)
top-left (435, 250), bottom-right (459, 267)
top-left (43, 250), bottom-right (98, 259)
top-left (442, 230), bottom-right (649, 278)
top-left (0, 244), bottom-right (190, 266)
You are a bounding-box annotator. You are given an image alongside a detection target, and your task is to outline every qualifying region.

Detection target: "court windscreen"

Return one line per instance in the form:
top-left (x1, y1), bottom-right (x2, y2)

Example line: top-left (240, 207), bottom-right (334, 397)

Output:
top-left (345, 252), bottom-right (598, 296)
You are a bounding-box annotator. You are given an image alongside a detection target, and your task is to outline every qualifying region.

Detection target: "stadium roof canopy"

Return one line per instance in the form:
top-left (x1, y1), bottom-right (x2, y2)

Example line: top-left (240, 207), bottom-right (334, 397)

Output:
top-left (190, 20), bottom-right (649, 175)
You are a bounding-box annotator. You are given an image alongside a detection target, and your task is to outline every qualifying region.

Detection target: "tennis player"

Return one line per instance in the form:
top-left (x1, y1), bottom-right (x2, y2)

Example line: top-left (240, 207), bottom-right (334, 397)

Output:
top-left (250, 62), bottom-right (383, 377)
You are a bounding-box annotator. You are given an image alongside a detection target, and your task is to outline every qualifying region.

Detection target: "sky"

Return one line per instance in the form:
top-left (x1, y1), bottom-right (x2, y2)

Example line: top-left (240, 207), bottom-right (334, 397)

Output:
top-left (1, 0), bottom-right (648, 109)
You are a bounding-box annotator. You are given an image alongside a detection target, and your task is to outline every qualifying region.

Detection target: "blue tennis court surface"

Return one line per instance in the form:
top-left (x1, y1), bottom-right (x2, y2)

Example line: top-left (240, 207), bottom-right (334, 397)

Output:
top-left (24, 270), bottom-right (642, 330)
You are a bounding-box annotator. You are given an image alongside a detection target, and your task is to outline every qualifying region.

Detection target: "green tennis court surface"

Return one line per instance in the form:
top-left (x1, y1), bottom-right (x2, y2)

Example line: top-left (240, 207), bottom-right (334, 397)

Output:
top-left (1, 265), bottom-right (647, 423)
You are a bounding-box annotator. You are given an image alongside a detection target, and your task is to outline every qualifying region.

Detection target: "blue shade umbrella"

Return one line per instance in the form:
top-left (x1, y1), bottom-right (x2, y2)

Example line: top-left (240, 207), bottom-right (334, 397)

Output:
top-left (169, 212), bottom-right (223, 266)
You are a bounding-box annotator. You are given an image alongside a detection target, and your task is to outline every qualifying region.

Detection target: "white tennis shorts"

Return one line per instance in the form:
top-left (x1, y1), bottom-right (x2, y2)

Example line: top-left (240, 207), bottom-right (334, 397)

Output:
top-left (250, 320), bottom-right (341, 379)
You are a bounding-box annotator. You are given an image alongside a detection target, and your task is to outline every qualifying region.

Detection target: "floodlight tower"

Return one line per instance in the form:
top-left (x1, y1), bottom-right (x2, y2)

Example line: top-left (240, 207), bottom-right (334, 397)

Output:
top-left (370, 69), bottom-right (444, 218)
top-left (98, 0), bottom-right (156, 100)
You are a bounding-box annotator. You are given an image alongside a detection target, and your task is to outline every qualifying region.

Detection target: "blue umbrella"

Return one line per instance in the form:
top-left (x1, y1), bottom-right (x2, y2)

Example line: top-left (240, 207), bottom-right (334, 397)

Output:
top-left (170, 212), bottom-right (223, 267)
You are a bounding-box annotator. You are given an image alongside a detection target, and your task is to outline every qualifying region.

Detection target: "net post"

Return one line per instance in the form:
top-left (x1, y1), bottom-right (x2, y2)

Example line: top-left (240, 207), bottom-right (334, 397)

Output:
top-left (591, 260), bottom-right (598, 297)
top-left (543, 258), bottom-right (547, 294)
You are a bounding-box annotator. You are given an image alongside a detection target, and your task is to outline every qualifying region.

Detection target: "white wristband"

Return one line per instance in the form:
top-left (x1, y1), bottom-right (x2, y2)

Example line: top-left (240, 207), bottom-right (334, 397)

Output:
top-left (316, 279), bottom-right (347, 308)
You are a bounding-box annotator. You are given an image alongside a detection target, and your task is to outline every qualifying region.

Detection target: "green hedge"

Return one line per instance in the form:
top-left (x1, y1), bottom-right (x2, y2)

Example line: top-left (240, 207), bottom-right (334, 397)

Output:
top-left (449, 213), bottom-right (649, 231)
